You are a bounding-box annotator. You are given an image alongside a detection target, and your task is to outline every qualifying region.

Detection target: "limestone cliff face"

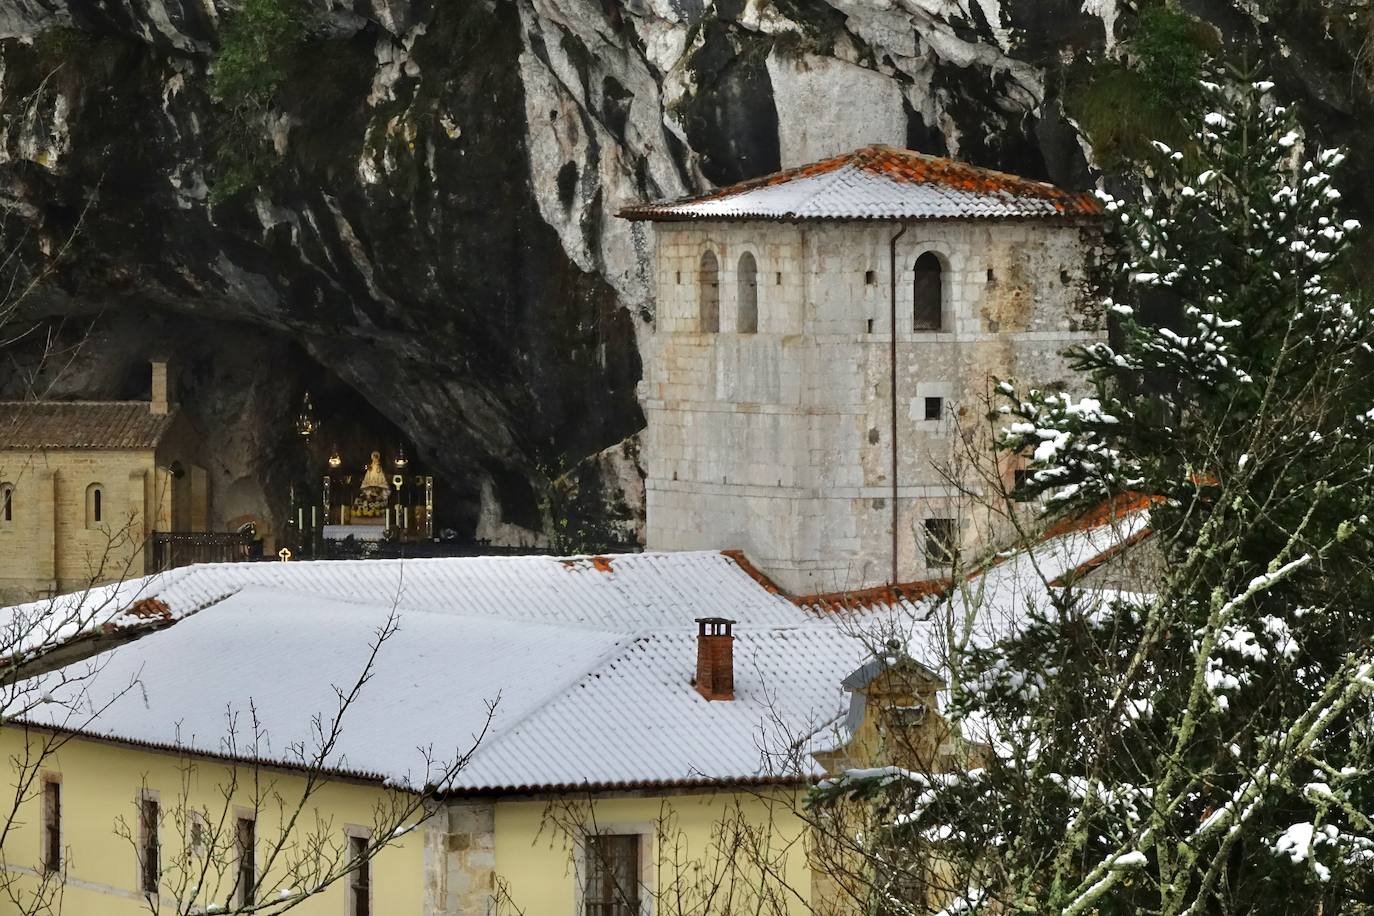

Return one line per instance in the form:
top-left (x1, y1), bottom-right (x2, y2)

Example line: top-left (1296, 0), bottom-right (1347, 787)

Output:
top-left (0, 0), bottom-right (1368, 545)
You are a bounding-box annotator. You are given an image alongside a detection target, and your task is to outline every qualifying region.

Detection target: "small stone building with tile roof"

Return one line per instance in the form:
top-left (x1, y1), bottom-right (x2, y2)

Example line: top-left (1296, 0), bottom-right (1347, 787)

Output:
top-left (622, 145), bottom-right (1105, 594)
top-left (0, 360), bottom-right (209, 602)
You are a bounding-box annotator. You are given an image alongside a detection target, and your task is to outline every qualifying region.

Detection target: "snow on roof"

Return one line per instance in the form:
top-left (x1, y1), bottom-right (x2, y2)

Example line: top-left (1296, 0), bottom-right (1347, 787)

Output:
top-left (21, 583), bottom-right (867, 792)
top-left (29, 550), bottom-right (812, 631)
top-left (12, 516), bottom-right (1151, 794)
top-left (620, 145), bottom-right (1103, 223)
top-left (0, 565), bottom-right (228, 666)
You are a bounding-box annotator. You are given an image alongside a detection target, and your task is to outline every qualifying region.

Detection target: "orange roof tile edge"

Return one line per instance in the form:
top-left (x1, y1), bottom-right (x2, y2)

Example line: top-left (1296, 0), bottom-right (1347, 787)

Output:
top-left (721, 549), bottom-right (948, 611)
top-left (1042, 491), bottom-right (1164, 539)
top-left (620, 144), bottom-right (1103, 220)
top-left (1048, 526), bottom-right (1155, 589)
top-left (722, 490), bottom-right (1156, 611)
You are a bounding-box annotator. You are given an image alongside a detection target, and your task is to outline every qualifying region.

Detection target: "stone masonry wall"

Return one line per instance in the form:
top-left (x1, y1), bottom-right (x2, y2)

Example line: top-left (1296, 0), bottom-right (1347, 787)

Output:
top-left (0, 448), bottom-right (155, 602)
top-left (0, 430), bottom-right (209, 602)
top-left (424, 799), bottom-right (496, 916)
top-left (641, 218), bottom-right (1101, 594)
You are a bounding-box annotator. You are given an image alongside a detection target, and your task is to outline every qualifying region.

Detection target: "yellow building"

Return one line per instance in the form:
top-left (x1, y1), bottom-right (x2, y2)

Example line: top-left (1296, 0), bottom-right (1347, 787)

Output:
top-left (0, 498), bottom-right (1144, 915)
top-left (0, 361), bottom-right (210, 604)
top-left (0, 549), bottom-right (974, 916)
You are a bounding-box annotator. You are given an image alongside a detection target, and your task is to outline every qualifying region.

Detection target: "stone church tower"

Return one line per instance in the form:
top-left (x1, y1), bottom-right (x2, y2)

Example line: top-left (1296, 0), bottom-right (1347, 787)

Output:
top-left (622, 146), bottom-right (1103, 595)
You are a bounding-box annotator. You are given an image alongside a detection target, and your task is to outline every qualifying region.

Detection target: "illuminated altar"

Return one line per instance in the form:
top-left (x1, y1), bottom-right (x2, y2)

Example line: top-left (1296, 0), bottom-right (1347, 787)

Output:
top-left (288, 392), bottom-right (435, 549)
top-left (320, 444), bottom-right (433, 541)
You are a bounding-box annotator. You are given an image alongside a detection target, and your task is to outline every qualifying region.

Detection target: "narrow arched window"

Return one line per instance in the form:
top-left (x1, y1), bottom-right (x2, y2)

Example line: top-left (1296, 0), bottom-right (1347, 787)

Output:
top-left (698, 250), bottom-right (720, 333)
top-left (86, 483), bottom-right (104, 528)
top-left (0, 484), bottom-right (13, 524)
top-left (736, 252), bottom-right (758, 333)
top-left (913, 252), bottom-right (943, 331)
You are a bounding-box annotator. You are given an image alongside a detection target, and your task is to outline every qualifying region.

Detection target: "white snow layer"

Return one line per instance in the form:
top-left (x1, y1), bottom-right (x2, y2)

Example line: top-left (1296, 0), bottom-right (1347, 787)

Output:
top-left (11, 513), bottom-right (1149, 793)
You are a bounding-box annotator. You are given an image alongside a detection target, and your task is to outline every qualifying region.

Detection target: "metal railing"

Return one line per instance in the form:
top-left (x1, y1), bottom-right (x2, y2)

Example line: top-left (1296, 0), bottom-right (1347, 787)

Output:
top-left (313, 537), bottom-right (558, 561)
top-left (147, 531), bottom-right (257, 573)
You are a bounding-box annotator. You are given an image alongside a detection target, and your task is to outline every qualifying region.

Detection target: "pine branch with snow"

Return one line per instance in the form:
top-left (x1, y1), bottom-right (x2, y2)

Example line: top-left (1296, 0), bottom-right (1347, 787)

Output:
top-left (810, 73), bottom-right (1374, 916)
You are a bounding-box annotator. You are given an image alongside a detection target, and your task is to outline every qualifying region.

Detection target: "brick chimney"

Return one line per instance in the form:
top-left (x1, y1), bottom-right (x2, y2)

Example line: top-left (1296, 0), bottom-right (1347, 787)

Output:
top-left (149, 359), bottom-right (170, 416)
top-left (694, 618), bottom-right (736, 701)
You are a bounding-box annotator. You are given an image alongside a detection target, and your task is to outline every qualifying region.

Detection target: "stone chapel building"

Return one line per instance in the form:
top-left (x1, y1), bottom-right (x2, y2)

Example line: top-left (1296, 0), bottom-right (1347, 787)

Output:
top-left (0, 361), bottom-right (209, 602)
top-left (622, 145), bottom-right (1103, 595)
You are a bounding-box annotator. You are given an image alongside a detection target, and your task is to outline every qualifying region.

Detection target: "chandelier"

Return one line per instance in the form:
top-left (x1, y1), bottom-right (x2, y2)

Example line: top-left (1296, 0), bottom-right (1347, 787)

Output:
top-left (295, 392), bottom-right (319, 438)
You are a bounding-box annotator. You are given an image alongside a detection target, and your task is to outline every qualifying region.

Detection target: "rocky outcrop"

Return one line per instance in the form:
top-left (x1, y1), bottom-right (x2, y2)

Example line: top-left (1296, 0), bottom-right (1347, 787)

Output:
top-left (0, 0), bottom-right (1368, 544)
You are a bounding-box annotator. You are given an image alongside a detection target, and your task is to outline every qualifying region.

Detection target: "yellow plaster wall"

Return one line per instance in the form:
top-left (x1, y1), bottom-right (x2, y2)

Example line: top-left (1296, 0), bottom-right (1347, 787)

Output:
top-left (0, 732), bottom-right (425, 915)
top-left (492, 789), bottom-right (816, 916)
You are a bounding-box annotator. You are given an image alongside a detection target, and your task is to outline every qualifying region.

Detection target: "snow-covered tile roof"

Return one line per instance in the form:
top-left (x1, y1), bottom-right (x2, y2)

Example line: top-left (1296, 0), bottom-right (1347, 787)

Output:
top-left (21, 584), bottom-right (866, 792)
top-left (620, 145), bottom-right (1103, 223)
top-left (1, 550), bottom-right (811, 642)
top-left (453, 625), bottom-right (864, 791)
top-left (11, 518), bottom-right (1150, 794)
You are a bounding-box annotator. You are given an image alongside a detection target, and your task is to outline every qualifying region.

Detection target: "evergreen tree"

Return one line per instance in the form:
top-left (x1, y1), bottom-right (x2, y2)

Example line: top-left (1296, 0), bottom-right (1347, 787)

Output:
top-left (810, 74), bottom-right (1374, 915)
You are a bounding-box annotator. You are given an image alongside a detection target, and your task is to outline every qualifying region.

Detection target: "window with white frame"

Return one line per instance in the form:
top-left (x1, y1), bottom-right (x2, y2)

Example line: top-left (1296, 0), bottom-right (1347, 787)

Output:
top-left (348, 831), bottom-right (372, 916)
top-left (236, 815), bottom-right (255, 907)
top-left (186, 811), bottom-right (208, 858)
top-left (584, 833), bottom-right (641, 916)
top-left (41, 776), bottom-right (61, 874)
top-left (140, 793), bottom-right (160, 895)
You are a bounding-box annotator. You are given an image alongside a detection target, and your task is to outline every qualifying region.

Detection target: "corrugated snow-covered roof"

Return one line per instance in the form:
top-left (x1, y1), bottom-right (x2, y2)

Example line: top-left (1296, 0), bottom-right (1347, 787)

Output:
top-left (4, 550), bottom-right (813, 634)
top-left (13, 515), bottom-right (1150, 794)
top-left (620, 145), bottom-right (1103, 223)
top-left (21, 581), bottom-right (867, 792)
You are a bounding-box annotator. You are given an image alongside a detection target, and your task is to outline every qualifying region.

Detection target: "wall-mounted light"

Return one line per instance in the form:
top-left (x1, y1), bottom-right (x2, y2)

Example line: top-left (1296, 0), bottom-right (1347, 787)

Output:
top-left (327, 446), bottom-right (343, 469)
top-left (393, 445), bottom-right (409, 469)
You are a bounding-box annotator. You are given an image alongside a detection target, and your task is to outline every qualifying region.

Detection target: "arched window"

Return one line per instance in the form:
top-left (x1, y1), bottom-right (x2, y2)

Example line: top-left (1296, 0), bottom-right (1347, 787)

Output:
top-left (0, 484), bottom-right (12, 524)
top-left (913, 252), bottom-right (943, 331)
top-left (698, 250), bottom-right (720, 333)
top-left (736, 252), bottom-right (758, 333)
top-left (86, 483), bottom-right (104, 528)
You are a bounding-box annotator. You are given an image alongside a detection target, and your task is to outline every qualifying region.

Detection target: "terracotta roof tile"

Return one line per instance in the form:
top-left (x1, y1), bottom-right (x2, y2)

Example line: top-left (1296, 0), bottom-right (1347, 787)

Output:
top-left (0, 401), bottom-right (176, 450)
top-left (620, 145), bottom-right (1103, 223)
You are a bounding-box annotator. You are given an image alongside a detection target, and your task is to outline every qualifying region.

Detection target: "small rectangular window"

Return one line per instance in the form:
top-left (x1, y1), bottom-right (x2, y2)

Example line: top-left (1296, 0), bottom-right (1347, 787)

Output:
top-left (775, 272), bottom-right (782, 285)
top-left (864, 269), bottom-right (876, 285)
top-left (349, 835), bottom-right (371, 916)
top-left (866, 318), bottom-right (875, 333)
top-left (1013, 468), bottom-right (1033, 500)
top-left (236, 816), bottom-right (255, 907)
top-left (924, 518), bottom-right (957, 568)
top-left (923, 397), bottom-right (943, 421)
top-left (141, 796), bottom-right (160, 895)
top-left (42, 778), bottom-right (60, 873)
top-left (187, 812), bottom-right (207, 858)
top-left (585, 834), bottom-right (640, 916)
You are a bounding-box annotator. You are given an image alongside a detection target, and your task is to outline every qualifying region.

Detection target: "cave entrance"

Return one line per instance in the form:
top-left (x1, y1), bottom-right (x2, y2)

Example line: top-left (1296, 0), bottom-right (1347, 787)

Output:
top-left (284, 385), bottom-right (440, 558)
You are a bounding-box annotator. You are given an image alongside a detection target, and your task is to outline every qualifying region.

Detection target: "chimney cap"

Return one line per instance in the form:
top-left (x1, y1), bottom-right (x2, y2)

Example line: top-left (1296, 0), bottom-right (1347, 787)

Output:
top-left (695, 617), bottom-right (736, 636)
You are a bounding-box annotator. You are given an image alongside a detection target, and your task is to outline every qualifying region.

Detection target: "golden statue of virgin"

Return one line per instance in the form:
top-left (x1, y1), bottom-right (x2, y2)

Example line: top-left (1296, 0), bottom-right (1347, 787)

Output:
top-left (353, 450), bottom-right (392, 517)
